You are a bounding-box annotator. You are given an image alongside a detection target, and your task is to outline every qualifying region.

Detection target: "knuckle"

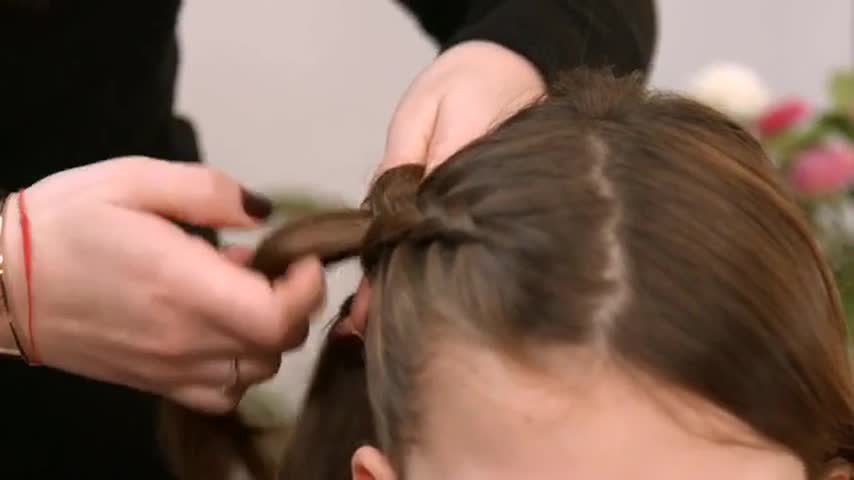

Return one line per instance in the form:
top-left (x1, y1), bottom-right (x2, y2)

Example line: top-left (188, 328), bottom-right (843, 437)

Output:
top-left (157, 330), bottom-right (190, 360)
top-left (103, 156), bottom-right (159, 192)
top-left (147, 306), bottom-right (194, 361)
top-left (197, 166), bottom-right (231, 199)
top-left (146, 267), bottom-right (185, 312)
top-left (137, 290), bottom-right (192, 361)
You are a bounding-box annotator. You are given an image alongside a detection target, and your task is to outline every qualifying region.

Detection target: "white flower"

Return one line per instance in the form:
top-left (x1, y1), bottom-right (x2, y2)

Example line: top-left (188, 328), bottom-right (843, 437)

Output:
top-left (815, 200), bottom-right (854, 244)
top-left (685, 62), bottom-right (772, 122)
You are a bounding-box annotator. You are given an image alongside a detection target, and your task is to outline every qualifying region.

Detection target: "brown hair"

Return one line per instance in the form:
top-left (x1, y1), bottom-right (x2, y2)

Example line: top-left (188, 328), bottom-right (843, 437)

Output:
top-left (167, 69), bottom-right (854, 479)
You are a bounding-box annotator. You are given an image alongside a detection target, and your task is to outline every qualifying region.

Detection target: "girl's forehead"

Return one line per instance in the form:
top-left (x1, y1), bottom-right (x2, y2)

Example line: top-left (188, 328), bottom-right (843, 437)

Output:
top-left (408, 342), bottom-right (804, 480)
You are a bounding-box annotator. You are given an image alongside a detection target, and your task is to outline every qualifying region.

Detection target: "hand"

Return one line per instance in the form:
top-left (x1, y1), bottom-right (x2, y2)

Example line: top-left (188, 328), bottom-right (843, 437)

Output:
top-left (378, 40), bottom-right (546, 175)
top-left (346, 42), bottom-right (545, 335)
top-left (0, 157), bottom-right (325, 413)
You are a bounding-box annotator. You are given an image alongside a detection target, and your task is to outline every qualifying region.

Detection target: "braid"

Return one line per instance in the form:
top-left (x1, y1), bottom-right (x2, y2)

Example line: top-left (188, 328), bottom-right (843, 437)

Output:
top-left (159, 162), bottom-right (487, 480)
top-left (275, 165), bottom-right (428, 480)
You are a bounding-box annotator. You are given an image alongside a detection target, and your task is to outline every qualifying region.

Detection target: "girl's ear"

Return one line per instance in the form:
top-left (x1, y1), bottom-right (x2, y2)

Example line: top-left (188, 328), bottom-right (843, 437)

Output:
top-left (352, 445), bottom-right (396, 480)
top-left (824, 459), bottom-right (852, 480)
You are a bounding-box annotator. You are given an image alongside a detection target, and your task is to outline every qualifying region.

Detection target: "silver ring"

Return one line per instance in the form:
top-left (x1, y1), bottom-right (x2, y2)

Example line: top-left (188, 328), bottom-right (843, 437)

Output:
top-left (223, 357), bottom-right (241, 393)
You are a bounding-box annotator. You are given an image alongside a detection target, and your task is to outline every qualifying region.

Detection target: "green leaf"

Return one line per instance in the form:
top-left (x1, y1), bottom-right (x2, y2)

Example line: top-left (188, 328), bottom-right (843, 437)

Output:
top-left (764, 129), bottom-right (809, 165)
top-left (765, 122), bottom-right (832, 167)
top-left (763, 110), bottom-right (854, 169)
top-left (819, 111), bottom-right (854, 139)
top-left (829, 69), bottom-right (854, 113)
top-left (835, 252), bottom-right (854, 329)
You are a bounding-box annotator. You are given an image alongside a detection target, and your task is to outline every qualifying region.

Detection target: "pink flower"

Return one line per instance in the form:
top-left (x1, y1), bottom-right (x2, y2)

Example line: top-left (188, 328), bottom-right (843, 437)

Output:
top-left (788, 143), bottom-right (854, 195)
top-left (758, 98), bottom-right (811, 138)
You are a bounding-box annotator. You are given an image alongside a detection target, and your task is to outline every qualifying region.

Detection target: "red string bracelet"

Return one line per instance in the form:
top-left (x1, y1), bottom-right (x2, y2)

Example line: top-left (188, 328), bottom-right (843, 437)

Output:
top-left (17, 189), bottom-right (39, 365)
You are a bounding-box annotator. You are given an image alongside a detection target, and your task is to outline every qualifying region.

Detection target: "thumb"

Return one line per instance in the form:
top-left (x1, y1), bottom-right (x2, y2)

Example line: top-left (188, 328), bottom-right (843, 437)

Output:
top-left (113, 158), bottom-right (272, 228)
top-left (423, 111), bottom-right (490, 174)
top-left (377, 89), bottom-right (441, 176)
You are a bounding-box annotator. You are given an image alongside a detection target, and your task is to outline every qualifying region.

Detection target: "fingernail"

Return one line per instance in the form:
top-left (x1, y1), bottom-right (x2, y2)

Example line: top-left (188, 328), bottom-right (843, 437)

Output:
top-left (241, 188), bottom-right (273, 220)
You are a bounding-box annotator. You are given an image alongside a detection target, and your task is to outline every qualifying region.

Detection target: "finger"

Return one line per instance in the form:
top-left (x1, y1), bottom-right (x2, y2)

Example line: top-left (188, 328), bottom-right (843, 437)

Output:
top-left (159, 230), bottom-right (322, 352)
top-left (185, 253), bottom-right (324, 352)
top-left (349, 278), bottom-right (372, 332)
top-left (167, 354), bottom-right (281, 415)
top-left (170, 385), bottom-right (243, 416)
top-left (377, 88), bottom-right (441, 176)
top-left (423, 107), bottom-right (491, 173)
top-left (232, 354), bottom-right (282, 387)
top-left (266, 257), bottom-right (326, 350)
top-left (174, 354), bottom-right (283, 388)
top-left (111, 157), bottom-right (272, 228)
top-left (159, 238), bottom-right (296, 349)
top-left (221, 245), bottom-right (254, 265)
top-left (334, 277), bottom-right (371, 336)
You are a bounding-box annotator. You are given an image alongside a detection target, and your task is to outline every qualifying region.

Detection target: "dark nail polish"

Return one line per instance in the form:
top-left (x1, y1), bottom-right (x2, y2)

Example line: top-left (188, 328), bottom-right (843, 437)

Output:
top-left (241, 188), bottom-right (273, 220)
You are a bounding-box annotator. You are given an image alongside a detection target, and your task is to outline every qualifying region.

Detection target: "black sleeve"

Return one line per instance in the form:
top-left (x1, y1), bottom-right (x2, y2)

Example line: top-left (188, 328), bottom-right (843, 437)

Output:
top-left (396, 0), bottom-right (657, 83)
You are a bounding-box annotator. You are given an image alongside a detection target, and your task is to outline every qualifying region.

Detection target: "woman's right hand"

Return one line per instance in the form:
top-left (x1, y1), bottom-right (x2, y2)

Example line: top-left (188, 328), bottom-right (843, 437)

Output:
top-left (0, 157), bottom-right (325, 413)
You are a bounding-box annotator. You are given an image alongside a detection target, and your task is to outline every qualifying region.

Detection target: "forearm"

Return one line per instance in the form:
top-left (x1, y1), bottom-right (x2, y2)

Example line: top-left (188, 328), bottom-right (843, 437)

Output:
top-left (397, 0), bottom-right (657, 82)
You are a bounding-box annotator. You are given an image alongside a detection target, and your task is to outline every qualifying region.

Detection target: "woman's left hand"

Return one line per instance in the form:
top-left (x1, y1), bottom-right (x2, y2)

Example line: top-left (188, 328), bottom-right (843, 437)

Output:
top-left (377, 40), bottom-right (546, 175)
top-left (341, 42), bottom-right (544, 336)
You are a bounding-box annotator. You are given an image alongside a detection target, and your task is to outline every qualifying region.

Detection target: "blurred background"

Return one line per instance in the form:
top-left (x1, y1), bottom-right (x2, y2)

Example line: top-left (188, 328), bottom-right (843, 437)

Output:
top-left (174, 0), bottom-right (854, 409)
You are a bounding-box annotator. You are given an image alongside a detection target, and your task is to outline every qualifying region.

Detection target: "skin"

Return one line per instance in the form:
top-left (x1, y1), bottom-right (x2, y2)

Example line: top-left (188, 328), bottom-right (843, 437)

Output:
top-left (351, 341), bottom-right (852, 480)
top-left (0, 39), bottom-right (540, 413)
top-left (0, 157), bottom-right (324, 413)
top-left (338, 40), bottom-right (544, 337)
top-left (378, 40), bottom-right (546, 175)
top-left (351, 40), bottom-right (851, 480)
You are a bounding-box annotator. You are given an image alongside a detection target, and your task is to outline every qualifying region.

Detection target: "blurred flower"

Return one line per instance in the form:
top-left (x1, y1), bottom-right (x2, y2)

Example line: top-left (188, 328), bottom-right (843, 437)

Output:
top-left (814, 201), bottom-right (854, 244)
top-left (686, 62), bottom-right (771, 122)
top-left (788, 142), bottom-right (854, 195)
top-left (758, 98), bottom-right (811, 138)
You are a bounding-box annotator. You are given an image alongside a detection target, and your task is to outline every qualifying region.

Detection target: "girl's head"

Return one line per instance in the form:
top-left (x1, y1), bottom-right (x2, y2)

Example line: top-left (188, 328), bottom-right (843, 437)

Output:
top-left (260, 70), bottom-right (854, 480)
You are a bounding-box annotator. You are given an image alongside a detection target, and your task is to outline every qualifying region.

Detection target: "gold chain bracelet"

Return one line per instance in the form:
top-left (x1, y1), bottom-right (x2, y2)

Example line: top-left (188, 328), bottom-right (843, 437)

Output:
top-left (0, 192), bottom-right (29, 361)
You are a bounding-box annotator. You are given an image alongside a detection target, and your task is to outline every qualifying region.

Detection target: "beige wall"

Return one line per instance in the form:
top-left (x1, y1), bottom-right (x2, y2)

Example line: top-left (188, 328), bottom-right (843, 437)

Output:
top-left (176, 0), bottom-right (853, 408)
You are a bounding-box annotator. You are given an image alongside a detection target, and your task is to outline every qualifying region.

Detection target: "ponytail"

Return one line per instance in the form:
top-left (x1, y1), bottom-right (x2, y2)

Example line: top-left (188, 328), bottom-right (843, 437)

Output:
top-left (277, 297), bottom-right (376, 479)
top-left (159, 165), bottom-right (425, 480)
